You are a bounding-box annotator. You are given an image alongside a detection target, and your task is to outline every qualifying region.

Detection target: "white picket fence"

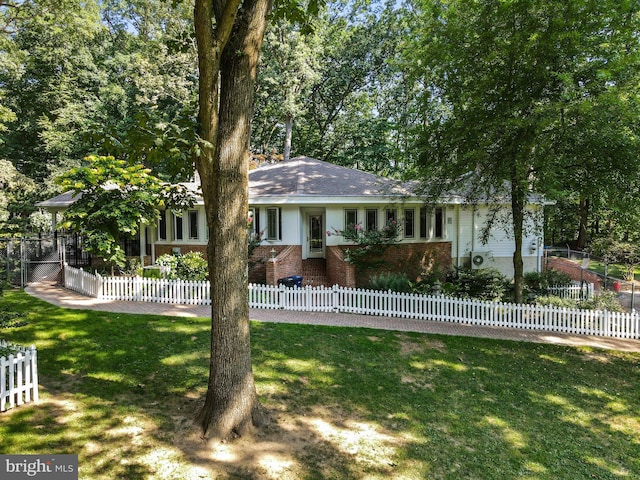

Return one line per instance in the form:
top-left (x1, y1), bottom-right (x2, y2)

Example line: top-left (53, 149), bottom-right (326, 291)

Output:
top-left (547, 283), bottom-right (594, 300)
top-left (63, 264), bottom-right (103, 298)
top-left (100, 276), bottom-right (211, 305)
top-left (63, 265), bottom-right (639, 339)
top-left (1, 341), bottom-right (39, 412)
top-left (248, 283), bottom-right (639, 339)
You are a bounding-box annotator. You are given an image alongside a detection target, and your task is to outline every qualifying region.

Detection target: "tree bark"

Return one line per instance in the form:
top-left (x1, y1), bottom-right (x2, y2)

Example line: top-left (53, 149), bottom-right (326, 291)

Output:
top-left (283, 113), bottom-right (293, 162)
top-left (575, 196), bottom-right (590, 250)
top-left (510, 164), bottom-right (526, 305)
top-left (194, 0), bottom-right (272, 441)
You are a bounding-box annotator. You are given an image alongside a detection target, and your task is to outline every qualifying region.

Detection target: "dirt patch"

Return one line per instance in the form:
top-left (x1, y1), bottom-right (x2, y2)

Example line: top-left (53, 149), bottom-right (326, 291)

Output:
top-left (397, 334), bottom-right (447, 356)
top-left (171, 404), bottom-right (412, 479)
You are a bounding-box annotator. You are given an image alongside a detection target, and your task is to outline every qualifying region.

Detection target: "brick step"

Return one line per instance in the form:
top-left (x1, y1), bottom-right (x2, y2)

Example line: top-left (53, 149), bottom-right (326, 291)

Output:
top-left (301, 259), bottom-right (328, 287)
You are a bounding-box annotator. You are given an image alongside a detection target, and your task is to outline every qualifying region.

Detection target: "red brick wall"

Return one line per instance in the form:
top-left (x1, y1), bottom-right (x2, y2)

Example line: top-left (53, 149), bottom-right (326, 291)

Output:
top-left (327, 246), bottom-right (356, 288)
top-left (326, 242), bottom-right (452, 288)
top-left (354, 242), bottom-right (452, 287)
top-left (249, 245), bottom-right (289, 284)
top-left (264, 245), bottom-right (302, 285)
top-left (544, 257), bottom-right (602, 290)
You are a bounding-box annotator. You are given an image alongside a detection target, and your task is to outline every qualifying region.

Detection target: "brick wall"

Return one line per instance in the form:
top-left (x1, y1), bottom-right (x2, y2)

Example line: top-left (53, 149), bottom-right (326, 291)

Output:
top-left (354, 242), bottom-right (452, 287)
top-left (265, 245), bottom-right (302, 285)
top-left (327, 246), bottom-right (356, 288)
top-left (249, 245), bottom-right (288, 284)
top-left (544, 257), bottom-right (602, 290)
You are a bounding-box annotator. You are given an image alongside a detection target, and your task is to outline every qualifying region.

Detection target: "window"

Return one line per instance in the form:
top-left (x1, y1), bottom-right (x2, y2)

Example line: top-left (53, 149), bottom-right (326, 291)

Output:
top-left (404, 209), bottom-right (415, 238)
top-left (266, 207), bottom-right (281, 240)
top-left (385, 208), bottom-right (397, 225)
top-left (419, 206), bottom-right (446, 239)
top-left (435, 207), bottom-right (445, 239)
top-left (158, 211), bottom-right (167, 241)
top-left (188, 210), bottom-right (199, 240)
top-left (419, 207), bottom-right (428, 238)
top-left (344, 209), bottom-right (358, 228)
top-left (366, 209), bottom-right (378, 231)
top-left (173, 213), bottom-right (183, 241)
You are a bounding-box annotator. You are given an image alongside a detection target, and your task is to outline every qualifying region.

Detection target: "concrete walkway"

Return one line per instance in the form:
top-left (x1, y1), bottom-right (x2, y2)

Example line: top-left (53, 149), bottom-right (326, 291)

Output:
top-left (25, 282), bottom-right (640, 352)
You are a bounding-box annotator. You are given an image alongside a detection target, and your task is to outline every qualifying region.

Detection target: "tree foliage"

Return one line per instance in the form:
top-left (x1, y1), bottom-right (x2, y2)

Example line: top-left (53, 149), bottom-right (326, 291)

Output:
top-left (405, 0), bottom-right (640, 302)
top-left (56, 155), bottom-right (192, 268)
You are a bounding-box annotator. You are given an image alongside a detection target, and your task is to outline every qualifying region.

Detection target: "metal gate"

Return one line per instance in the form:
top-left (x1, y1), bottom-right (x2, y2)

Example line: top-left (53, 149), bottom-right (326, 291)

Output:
top-left (1, 236), bottom-right (65, 286)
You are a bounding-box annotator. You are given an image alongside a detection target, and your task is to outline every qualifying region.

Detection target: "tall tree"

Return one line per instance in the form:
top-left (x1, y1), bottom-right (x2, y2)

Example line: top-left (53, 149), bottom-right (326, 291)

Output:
top-left (193, 0), bottom-right (319, 441)
top-left (1, 0), bottom-right (106, 183)
top-left (295, 0), bottom-right (406, 173)
top-left (407, 0), bottom-right (640, 302)
top-left (253, 19), bottom-right (320, 161)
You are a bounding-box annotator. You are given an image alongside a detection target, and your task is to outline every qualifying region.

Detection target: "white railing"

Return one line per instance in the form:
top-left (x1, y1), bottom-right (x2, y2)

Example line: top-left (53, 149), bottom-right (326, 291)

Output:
top-left (1, 341), bottom-right (39, 412)
top-left (62, 265), bottom-right (639, 340)
top-left (547, 283), bottom-right (594, 300)
top-left (64, 264), bottom-right (102, 298)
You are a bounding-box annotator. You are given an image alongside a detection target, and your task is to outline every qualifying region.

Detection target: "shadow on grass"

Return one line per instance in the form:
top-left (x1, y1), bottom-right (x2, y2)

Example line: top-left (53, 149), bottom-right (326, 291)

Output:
top-left (1, 289), bottom-right (639, 479)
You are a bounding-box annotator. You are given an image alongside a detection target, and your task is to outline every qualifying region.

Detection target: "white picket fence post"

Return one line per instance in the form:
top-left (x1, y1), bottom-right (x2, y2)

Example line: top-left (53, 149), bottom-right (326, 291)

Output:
top-left (1, 341), bottom-right (39, 412)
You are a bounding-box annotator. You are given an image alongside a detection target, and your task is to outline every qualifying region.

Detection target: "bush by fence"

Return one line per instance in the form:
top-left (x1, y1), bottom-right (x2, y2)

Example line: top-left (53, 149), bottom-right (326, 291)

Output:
top-left (1, 341), bottom-right (39, 412)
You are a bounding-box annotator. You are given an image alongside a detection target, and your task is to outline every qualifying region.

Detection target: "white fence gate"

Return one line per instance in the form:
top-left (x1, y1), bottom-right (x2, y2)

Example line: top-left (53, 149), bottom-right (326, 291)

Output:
top-left (63, 265), bottom-right (638, 340)
top-left (1, 341), bottom-right (39, 412)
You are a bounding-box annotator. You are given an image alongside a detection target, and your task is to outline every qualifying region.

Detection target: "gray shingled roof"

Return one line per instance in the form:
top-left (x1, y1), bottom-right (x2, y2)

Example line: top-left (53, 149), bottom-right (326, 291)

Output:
top-left (248, 156), bottom-right (412, 197)
top-left (36, 191), bottom-right (81, 209)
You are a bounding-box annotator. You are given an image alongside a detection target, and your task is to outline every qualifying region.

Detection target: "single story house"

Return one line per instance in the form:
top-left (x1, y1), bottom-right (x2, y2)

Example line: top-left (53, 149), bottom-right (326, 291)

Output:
top-left (38, 156), bottom-right (545, 287)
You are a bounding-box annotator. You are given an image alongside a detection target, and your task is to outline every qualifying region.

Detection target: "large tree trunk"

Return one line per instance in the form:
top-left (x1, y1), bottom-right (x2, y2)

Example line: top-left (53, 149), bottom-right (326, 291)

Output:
top-left (575, 196), bottom-right (590, 250)
top-left (510, 168), bottom-right (526, 304)
top-left (194, 0), bottom-right (271, 442)
top-left (283, 113), bottom-right (293, 162)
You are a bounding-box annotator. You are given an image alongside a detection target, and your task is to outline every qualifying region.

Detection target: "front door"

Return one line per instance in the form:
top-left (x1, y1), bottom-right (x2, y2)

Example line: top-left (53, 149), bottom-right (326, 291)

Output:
top-left (308, 213), bottom-right (325, 258)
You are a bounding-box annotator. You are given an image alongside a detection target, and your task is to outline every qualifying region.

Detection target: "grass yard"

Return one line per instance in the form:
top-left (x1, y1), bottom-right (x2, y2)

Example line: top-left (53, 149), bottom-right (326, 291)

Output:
top-left (1, 289), bottom-right (639, 479)
top-left (585, 260), bottom-right (640, 283)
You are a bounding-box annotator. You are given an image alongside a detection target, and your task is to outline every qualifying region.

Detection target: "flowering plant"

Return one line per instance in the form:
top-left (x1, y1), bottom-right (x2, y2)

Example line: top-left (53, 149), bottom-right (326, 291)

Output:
top-left (247, 214), bottom-right (265, 258)
top-left (330, 220), bottom-right (400, 270)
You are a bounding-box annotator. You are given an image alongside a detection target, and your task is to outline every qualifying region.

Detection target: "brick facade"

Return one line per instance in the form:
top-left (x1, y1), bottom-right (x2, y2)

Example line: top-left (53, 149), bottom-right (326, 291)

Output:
top-left (327, 246), bottom-right (356, 288)
top-left (149, 241), bottom-right (453, 289)
top-left (254, 241), bottom-right (453, 288)
top-left (264, 245), bottom-right (302, 285)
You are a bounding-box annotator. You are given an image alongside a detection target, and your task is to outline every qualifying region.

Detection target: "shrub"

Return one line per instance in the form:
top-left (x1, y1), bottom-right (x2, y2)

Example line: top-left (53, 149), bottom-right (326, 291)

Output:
top-left (535, 295), bottom-right (579, 309)
top-left (409, 265), bottom-right (449, 295)
top-left (175, 252), bottom-right (208, 281)
top-left (535, 291), bottom-right (625, 313)
top-left (525, 269), bottom-right (573, 293)
top-left (367, 273), bottom-right (412, 293)
top-left (156, 253), bottom-right (179, 275)
top-left (444, 267), bottom-right (509, 302)
top-left (580, 291), bottom-right (625, 313)
top-left (155, 252), bottom-right (209, 281)
top-left (142, 267), bottom-right (164, 279)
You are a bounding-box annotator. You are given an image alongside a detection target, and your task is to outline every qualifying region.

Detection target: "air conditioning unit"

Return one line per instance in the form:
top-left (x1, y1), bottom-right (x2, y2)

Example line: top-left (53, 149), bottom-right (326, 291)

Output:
top-left (470, 251), bottom-right (490, 269)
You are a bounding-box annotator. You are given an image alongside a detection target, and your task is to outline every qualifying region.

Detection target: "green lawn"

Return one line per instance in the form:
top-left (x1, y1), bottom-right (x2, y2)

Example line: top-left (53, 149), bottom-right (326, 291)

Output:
top-left (586, 259), bottom-right (640, 283)
top-left (1, 289), bottom-right (639, 479)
